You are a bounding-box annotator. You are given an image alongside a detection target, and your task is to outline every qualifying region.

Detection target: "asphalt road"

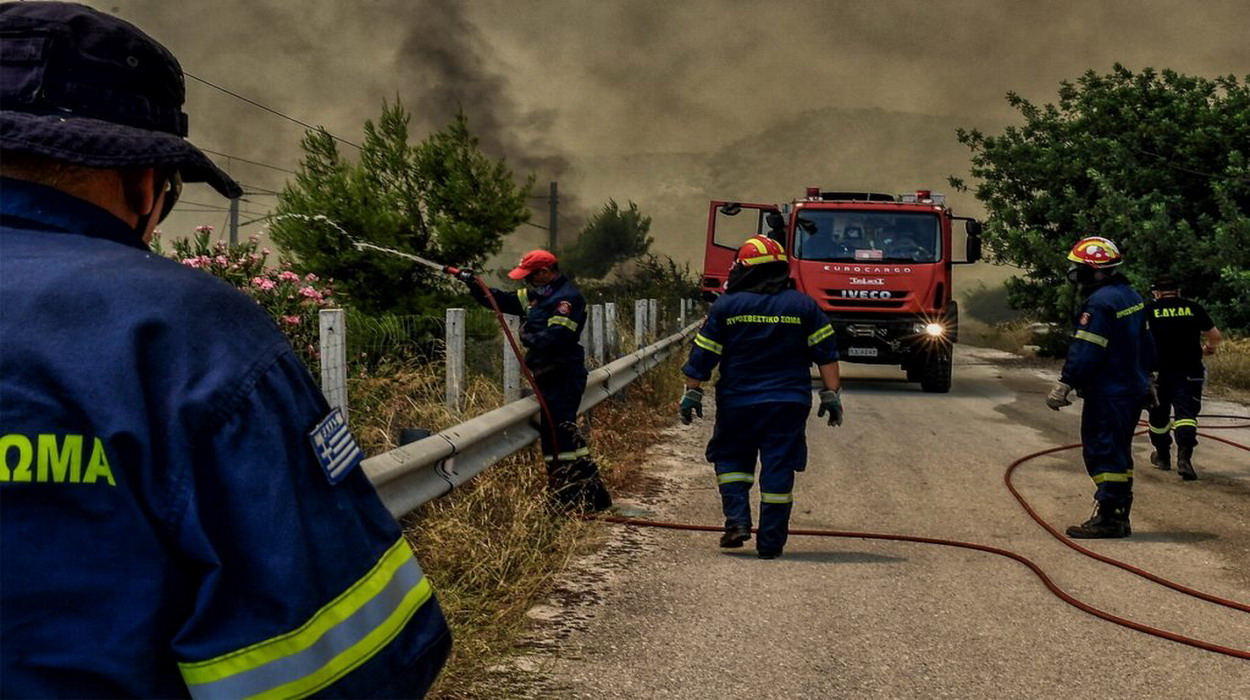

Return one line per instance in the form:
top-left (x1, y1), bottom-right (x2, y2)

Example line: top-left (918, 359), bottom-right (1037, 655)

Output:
top-left (520, 345), bottom-right (1250, 699)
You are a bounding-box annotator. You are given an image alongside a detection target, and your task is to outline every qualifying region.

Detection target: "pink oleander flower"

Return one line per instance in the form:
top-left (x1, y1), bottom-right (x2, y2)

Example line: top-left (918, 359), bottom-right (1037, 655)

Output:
top-left (251, 277), bottom-right (276, 291)
top-left (299, 286), bottom-right (324, 301)
top-left (281, 315), bottom-right (302, 326)
top-left (261, 247), bottom-right (272, 256)
top-left (195, 225), bottom-right (215, 233)
top-left (214, 255), bottom-right (228, 266)
top-left (249, 234), bottom-right (260, 244)
top-left (181, 257), bottom-right (205, 269)
top-left (278, 271), bottom-right (301, 282)
top-left (304, 273), bottom-right (319, 282)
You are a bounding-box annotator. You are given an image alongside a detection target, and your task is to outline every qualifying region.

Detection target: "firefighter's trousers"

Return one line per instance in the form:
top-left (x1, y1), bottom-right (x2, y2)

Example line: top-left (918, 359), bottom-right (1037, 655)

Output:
top-left (1147, 368), bottom-right (1204, 450)
top-left (706, 401), bottom-right (810, 554)
top-left (1081, 394), bottom-right (1144, 507)
top-left (536, 363), bottom-right (612, 512)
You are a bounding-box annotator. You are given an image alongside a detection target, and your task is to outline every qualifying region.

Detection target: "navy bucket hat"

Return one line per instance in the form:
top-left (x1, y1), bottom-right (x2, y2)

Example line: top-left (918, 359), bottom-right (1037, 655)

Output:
top-left (0, 1), bottom-right (241, 198)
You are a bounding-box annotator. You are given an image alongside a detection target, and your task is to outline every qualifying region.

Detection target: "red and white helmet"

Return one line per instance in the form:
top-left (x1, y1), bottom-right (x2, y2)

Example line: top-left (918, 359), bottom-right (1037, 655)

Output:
top-left (1067, 236), bottom-right (1123, 268)
top-left (735, 235), bottom-right (788, 267)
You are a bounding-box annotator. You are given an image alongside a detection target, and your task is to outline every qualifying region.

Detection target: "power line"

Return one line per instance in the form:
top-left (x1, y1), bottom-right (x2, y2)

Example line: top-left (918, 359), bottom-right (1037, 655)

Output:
top-left (200, 148), bottom-right (298, 176)
top-left (186, 73), bottom-right (361, 150)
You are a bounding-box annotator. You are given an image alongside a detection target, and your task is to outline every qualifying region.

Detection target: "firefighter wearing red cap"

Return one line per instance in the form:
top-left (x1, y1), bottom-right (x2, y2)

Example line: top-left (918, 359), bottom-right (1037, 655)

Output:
top-left (680, 235), bottom-right (842, 559)
top-left (463, 250), bottom-right (612, 512)
top-left (1046, 236), bottom-right (1153, 538)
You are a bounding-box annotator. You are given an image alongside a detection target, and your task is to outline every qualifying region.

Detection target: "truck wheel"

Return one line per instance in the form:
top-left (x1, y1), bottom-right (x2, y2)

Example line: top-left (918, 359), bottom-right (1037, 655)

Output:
top-left (920, 346), bottom-right (952, 393)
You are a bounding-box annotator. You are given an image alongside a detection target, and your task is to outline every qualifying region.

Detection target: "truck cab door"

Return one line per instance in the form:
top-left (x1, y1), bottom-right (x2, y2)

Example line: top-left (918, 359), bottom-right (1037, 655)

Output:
top-left (701, 200), bottom-right (781, 300)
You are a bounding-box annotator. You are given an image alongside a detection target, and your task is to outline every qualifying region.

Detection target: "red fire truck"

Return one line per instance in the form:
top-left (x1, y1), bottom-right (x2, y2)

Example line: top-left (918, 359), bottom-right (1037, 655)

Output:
top-left (700, 188), bottom-right (982, 392)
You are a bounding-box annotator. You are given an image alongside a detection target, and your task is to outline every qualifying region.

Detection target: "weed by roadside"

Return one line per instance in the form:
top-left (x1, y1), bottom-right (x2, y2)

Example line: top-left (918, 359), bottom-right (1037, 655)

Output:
top-left (1207, 335), bottom-right (1250, 400)
top-left (346, 354), bottom-right (689, 699)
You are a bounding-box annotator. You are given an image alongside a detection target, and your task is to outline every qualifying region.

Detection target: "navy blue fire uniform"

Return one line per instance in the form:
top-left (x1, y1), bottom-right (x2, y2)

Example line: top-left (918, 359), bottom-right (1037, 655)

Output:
top-left (682, 289), bottom-right (839, 555)
top-left (470, 275), bottom-right (612, 511)
top-left (1059, 277), bottom-right (1152, 508)
top-left (0, 179), bottom-right (450, 698)
top-left (1145, 296), bottom-right (1215, 452)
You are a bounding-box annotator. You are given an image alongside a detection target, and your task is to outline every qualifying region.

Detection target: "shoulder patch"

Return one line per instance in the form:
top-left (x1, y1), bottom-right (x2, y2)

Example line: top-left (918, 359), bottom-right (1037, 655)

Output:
top-left (555, 300), bottom-right (573, 316)
top-left (1078, 312), bottom-right (1091, 326)
top-left (308, 408), bottom-right (363, 484)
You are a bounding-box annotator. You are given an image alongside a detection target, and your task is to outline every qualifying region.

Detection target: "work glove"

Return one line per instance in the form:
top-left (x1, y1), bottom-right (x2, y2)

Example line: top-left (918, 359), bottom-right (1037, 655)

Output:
top-left (679, 387), bottom-right (704, 425)
top-left (817, 388), bottom-right (843, 427)
top-left (1045, 381), bottom-right (1073, 410)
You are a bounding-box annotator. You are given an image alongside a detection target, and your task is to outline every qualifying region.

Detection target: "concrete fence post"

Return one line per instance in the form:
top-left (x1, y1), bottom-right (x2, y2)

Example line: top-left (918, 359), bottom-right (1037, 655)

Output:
top-left (635, 299), bottom-right (647, 351)
top-left (590, 304), bottom-right (605, 366)
top-left (318, 308), bottom-right (348, 420)
top-left (648, 298), bottom-right (659, 338)
top-left (605, 302), bottom-right (618, 358)
top-left (445, 308), bottom-right (465, 410)
top-left (502, 313), bottom-right (522, 402)
top-left (678, 298), bottom-right (687, 328)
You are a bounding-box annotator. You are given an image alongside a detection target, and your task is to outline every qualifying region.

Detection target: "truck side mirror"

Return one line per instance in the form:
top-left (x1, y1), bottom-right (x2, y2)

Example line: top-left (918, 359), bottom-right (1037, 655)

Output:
top-left (765, 211), bottom-right (786, 232)
top-left (720, 203), bottom-right (742, 216)
top-left (965, 220), bottom-right (983, 263)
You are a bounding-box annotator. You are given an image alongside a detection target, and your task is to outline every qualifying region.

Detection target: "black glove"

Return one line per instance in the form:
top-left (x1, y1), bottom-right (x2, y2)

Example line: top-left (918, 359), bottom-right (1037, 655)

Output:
top-left (679, 387), bottom-right (704, 425)
top-left (817, 388), bottom-right (843, 427)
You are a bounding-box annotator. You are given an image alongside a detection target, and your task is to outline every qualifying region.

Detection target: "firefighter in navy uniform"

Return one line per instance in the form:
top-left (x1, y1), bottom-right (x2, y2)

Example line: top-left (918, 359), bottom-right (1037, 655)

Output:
top-left (1046, 237), bottom-right (1153, 539)
top-left (0, 4), bottom-right (450, 696)
top-left (1145, 275), bottom-right (1223, 480)
top-left (463, 250), bottom-right (613, 512)
top-left (680, 235), bottom-right (842, 559)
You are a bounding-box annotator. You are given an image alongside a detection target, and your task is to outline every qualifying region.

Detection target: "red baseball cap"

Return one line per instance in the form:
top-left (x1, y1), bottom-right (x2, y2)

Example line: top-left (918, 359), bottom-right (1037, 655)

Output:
top-left (507, 249), bottom-right (558, 280)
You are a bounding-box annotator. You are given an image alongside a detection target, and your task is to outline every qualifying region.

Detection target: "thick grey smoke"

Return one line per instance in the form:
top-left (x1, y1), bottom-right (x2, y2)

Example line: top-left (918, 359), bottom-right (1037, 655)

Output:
top-left (86, 0), bottom-right (1250, 269)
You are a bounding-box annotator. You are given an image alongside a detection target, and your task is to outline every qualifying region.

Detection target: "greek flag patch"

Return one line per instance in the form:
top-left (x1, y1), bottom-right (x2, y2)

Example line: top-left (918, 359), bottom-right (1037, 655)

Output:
top-left (308, 408), bottom-right (363, 484)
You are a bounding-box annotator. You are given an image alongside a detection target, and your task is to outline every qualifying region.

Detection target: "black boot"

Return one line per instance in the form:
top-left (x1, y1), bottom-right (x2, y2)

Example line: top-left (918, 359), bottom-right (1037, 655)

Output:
top-left (719, 525), bottom-right (752, 548)
top-left (1150, 447), bottom-right (1171, 471)
top-left (1176, 446), bottom-right (1197, 481)
top-left (1066, 501), bottom-right (1131, 539)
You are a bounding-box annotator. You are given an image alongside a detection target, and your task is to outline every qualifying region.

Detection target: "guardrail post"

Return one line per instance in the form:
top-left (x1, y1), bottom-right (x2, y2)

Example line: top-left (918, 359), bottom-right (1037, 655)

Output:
top-left (635, 299), bottom-right (647, 351)
top-left (648, 298), bottom-right (659, 338)
top-left (605, 302), bottom-right (618, 358)
top-left (678, 298), bottom-right (687, 328)
top-left (590, 304), bottom-right (605, 366)
top-left (502, 313), bottom-right (522, 402)
top-left (318, 308), bottom-right (348, 421)
top-left (445, 308), bottom-right (465, 410)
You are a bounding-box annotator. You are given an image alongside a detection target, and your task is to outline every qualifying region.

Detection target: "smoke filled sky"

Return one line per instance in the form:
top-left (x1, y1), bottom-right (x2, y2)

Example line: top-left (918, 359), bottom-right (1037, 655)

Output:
top-left (85, 0), bottom-right (1250, 265)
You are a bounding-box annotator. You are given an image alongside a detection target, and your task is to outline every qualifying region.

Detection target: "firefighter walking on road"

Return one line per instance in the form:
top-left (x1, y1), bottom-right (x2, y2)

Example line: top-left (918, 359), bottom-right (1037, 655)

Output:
top-left (680, 235), bottom-right (842, 559)
top-left (463, 250), bottom-right (613, 513)
top-left (1145, 275), bottom-right (1223, 480)
top-left (1046, 237), bottom-right (1153, 539)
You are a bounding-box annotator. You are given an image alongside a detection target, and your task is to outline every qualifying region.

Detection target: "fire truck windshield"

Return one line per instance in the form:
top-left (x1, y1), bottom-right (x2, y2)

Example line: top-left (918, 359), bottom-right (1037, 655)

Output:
top-left (793, 211), bottom-right (941, 263)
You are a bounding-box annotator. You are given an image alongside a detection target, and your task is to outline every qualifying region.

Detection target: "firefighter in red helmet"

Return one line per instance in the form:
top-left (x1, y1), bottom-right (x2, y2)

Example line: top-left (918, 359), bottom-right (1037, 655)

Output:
top-left (680, 235), bottom-right (842, 559)
top-left (1047, 236), bottom-right (1154, 538)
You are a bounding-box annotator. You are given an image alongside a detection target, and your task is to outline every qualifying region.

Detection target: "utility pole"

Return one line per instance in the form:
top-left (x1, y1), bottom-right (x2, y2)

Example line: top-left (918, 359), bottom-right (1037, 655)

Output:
top-left (548, 181), bottom-right (558, 251)
top-left (228, 197), bottom-right (240, 245)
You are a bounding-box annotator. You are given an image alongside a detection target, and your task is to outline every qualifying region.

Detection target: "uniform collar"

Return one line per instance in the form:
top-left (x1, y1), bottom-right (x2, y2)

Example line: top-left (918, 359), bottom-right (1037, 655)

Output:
top-left (0, 176), bottom-right (148, 250)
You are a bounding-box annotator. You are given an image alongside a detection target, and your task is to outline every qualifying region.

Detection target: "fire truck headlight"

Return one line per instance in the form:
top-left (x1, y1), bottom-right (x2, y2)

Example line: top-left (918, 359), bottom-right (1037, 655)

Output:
top-left (923, 323), bottom-right (945, 337)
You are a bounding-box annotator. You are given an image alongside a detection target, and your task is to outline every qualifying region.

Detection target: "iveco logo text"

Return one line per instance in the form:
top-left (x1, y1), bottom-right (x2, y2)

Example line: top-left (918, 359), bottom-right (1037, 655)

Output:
top-left (849, 277), bottom-right (886, 286)
top-left (838, 290), bottom-right (893, 299)
top-left (824, 265), bottom-right (913, 274)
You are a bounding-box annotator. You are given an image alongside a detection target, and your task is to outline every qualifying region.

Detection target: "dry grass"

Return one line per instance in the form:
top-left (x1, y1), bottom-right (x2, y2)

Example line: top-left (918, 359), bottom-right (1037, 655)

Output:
top-left (1207, 335), bottom-right (1250, 399)
top-left (347, 353), bottom-right (688, 699)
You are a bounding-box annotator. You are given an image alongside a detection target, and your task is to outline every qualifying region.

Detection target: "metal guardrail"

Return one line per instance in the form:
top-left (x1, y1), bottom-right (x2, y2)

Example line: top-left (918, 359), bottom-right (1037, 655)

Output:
top-left (363, 322), bottom-right (700, 518)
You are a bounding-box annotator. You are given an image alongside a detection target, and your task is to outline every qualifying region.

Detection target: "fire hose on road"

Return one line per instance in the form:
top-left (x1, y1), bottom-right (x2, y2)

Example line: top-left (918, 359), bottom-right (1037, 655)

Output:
top-left (592, 415), bottom-right (1250, 661)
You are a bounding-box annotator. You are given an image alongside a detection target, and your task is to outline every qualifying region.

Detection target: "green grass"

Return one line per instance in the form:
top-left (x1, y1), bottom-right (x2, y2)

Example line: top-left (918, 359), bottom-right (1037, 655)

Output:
top-left (1207, 335), bottom-right (1250, 398)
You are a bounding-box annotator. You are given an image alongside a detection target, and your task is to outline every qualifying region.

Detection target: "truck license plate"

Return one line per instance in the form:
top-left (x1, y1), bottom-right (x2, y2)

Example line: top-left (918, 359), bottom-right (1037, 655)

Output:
top-left (847, 347), bottom-right (878, 357)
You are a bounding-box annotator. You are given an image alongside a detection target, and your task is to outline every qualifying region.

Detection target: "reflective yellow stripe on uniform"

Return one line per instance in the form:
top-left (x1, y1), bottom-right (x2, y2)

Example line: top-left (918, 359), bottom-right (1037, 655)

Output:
top-left (1173, 418), bottom-right (1198, 429)
top-left (517, 288), bottom-right (529, 306)
top-left (808, 324), bottom-right (834, 346)
top-left (544, 447), bottom-right (591, 462)
top-left (717, 472), bottom-right (755, 485)
top-left (694, 334), bottom-right (723, 354)
top-left (1148, 421), bottom-right (1173, 434)
top-left (1092, 471), bottom-right (1134, 484)
top-left (1074, 330), bottom-right (1108, 347)
top-left (1115, 302), bottom-right (1144, 318)
top-left (760, 492), bottom-right (793, 504)
top-left (547, 315), bottom-right (579, 331)
top-left (179, 539), bottom-right (434, 700)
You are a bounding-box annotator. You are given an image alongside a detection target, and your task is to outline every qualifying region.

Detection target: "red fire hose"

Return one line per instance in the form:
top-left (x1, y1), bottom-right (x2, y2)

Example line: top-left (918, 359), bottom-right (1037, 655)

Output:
top-left (594, 416), bottom-right (1250, 660)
